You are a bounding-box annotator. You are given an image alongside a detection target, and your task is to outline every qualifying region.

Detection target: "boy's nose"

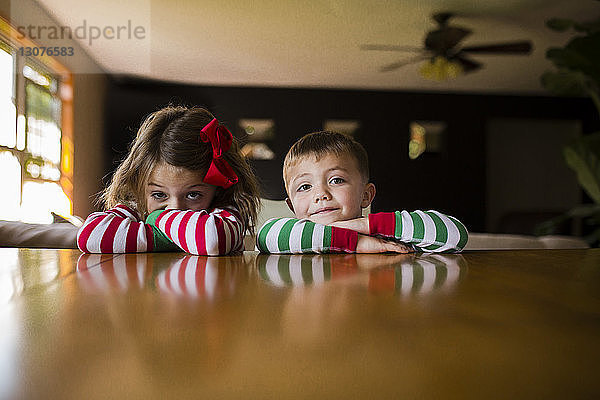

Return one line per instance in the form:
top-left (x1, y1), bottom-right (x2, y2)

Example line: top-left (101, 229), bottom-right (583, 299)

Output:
top-left (314, 188), bottom-right (331, 202)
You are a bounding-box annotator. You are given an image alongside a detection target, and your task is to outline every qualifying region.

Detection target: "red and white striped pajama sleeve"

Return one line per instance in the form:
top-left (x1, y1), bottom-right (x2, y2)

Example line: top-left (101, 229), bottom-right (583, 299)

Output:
top-left (77, 204), bottom-right (154, 253)
top-left (147, 207), bottom-right (245, 256)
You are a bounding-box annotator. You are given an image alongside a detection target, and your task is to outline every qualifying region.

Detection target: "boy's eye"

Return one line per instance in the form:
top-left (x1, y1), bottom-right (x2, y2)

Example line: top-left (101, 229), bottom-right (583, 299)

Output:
top-left (330, 177), bottom-right (344, 184)
top-left (150, 192), bottom-right (167, 201)
top-left (297, 184), bottom-right (311, 192)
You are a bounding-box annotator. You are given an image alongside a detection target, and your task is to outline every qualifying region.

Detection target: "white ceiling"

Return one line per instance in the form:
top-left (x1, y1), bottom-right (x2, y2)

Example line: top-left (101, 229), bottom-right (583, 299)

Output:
top-left (35, 0), bottom-right (600, 93)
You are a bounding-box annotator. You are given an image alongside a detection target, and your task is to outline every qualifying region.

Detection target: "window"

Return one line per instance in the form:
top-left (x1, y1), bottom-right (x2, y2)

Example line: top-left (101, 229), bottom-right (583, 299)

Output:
top-left (409, 121), bottom-right (446, 160)
top-left (239, 119), bottom-right (275, 160)
top-left (0, 19), bottom-right (73, 223)
top-left (323, 119), bottom-right (360, 138)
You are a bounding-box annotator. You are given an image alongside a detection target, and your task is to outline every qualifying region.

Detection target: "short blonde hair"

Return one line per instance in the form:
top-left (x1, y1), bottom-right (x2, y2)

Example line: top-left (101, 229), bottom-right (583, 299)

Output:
top-left (283, 131), bottom-right (369, 192)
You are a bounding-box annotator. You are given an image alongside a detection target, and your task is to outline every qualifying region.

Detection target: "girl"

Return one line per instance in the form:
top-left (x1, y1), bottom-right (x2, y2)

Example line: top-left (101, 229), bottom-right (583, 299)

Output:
top-left (77, 106), bottom-right (260, 255)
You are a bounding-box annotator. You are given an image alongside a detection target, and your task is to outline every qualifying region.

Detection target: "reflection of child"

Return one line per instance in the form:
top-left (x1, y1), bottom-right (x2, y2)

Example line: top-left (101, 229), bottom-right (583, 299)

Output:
top-left (78, 106), bottom-right (260, 255)
top-left (256, 253), bottom-right (465, 295)
top-left (257, 131), bottom-right (468, 254)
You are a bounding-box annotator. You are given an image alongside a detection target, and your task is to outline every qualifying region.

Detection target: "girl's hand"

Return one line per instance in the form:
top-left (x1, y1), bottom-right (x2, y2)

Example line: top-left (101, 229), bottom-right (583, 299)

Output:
top-left (356, 234), bottom-right (414, 254)
top-left (329, 217), bottom-right (370, 234)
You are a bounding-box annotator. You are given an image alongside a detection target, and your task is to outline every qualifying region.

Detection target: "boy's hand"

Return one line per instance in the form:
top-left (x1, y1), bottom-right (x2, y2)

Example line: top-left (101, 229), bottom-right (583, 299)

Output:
top-left (355, 253), bottom-right (414, 269)
top-left (330, 217), bottom-right (370, 234)
top-left (356, 234), bottom-right (413, 254)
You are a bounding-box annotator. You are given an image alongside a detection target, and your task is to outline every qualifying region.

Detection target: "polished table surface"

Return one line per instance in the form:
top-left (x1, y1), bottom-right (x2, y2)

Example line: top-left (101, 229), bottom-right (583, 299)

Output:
top-left (1, 248), bottom-right (599, 399)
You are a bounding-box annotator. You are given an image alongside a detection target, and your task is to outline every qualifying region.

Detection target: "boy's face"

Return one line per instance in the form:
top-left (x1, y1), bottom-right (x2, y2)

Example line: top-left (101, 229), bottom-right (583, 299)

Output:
top-left (146, 162), bottom-right (217, 214)
top-left (285, 153), bottom-right (375, 225)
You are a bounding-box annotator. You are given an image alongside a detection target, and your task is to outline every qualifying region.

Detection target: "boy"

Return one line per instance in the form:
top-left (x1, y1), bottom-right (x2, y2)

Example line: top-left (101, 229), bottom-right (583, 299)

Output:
top-left (257, 131), bottom-right (468, 253)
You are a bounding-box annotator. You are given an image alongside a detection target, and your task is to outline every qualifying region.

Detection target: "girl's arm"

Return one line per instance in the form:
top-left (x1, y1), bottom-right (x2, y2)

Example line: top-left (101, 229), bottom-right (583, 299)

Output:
top-left (256, 217), bottom-right (412, 254)
top-left (77, 204), bottom-right (178, 253)
top-left (368, 210), bottom-right (469, 253)
top-left (146, 207), bottom-right (245, 256)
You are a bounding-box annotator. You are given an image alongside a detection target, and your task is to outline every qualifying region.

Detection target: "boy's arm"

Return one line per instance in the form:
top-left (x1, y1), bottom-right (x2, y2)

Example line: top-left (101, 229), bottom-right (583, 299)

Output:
top-left (256, 217), bottom-right (412, 254)
top-left (256, 217), bottom-right (356, 254)
top-left (146, 207), bottom-right (244, 256)
top-left (77, 204), bottom-right (177, 253)
top-left (368, 210), bottom-right (469, 253)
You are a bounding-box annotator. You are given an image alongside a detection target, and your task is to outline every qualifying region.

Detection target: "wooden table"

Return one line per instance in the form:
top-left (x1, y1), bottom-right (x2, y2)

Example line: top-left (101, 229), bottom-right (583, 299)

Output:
top-left (1, 248), bottom-right (599, 399)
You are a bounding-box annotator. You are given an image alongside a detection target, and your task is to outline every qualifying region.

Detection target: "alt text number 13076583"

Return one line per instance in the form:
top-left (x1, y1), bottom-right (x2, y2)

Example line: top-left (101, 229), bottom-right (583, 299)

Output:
top-left (19, 47), bottom-right (74, 57)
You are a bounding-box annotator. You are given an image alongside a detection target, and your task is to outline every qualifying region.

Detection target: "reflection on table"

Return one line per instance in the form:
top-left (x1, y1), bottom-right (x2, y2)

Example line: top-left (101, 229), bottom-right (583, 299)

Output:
top-left (1, 247), bottom-right (81, 305)
top-left (1, 248), bottom-right (599, 399)
top-left (77, 253), bottom-right (151, 292)
top-left (156, 255), bottom-right (247, 300)
top-left (77, 253), bottom-right (249, 301)
top-left (257, 253), bottom-right (466, 295)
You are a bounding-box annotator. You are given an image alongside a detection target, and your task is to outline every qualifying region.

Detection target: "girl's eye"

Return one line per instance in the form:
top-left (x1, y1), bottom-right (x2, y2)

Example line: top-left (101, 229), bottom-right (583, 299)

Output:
top-left (151, 192), bottom-right (167, 201)
top-left (330, 177), bottom-right (344, 184)
top-left (187, 191), bottom-right (203, 200)
top-left (297, 184), bottom-right (311, 192)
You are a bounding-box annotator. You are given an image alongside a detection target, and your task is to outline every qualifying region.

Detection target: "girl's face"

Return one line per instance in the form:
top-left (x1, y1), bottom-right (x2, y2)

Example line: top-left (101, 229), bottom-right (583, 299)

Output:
top-left (146, 162), bottom-right (217, 214)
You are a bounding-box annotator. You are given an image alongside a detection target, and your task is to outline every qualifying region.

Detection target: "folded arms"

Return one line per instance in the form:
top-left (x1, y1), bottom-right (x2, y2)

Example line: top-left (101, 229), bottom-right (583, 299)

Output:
top-left (77, 204), bottom-right (244, 255)
top-left (257, 210), bottom-right (468, 254)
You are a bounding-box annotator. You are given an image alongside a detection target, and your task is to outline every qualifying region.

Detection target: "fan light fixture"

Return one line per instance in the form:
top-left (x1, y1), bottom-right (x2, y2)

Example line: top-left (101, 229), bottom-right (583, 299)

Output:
top-left (361, 12), bottom-right (532, 81)
top-left (419, 56), bottom-right (464, 81)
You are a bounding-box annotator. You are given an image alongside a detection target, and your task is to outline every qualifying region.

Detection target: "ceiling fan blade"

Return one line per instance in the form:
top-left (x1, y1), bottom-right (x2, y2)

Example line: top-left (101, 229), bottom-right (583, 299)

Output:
top-left (378, 55), bottom-right (430, 72)
top-left (461, 41), bottom-right (533, 54)
top-left (425, 27), bottom-right (472, 53)
top-left (454, 54), bottom-right (483, 73)
top-left (360, 44), bottom-right (425, 53)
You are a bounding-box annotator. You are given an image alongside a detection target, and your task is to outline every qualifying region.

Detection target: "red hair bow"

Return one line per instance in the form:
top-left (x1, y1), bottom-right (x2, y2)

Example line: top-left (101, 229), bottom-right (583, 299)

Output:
top-left (199, 118), bottom-right (239, 189)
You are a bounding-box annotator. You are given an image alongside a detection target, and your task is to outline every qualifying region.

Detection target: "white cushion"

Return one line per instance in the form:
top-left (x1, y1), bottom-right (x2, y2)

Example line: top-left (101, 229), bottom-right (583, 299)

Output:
top-left (0, 221), bottom-right (79, 248)
top-left (465, 233), bottom-right (588, 250)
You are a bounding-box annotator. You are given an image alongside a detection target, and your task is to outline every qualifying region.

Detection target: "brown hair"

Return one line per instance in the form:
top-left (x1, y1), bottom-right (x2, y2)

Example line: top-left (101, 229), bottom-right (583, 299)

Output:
top-left (100, 106), bottom-right (261, 235)
top-left (283, 130), bottom-right (369, 190)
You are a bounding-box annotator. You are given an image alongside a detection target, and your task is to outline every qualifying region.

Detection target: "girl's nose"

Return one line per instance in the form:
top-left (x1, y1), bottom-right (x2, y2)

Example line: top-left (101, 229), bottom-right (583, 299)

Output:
top-left (165, 198), bottom-right (184, 210)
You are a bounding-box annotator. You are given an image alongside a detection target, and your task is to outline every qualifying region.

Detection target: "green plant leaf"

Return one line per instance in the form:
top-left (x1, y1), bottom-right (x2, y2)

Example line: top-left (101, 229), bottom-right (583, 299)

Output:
top-left (564, 132), bottom-right (600, 204)
top-left (534, 213), bottom-right (571, 235)
top-left (534, 204), bottom-right (600, 237)
top-left (573, 19), bottom-right (600, 33)
top-left (545, 32), bottom-right (600, 86)
top-left (546, 18), bottom-right (575, 32)
top-left (583, 226), bottom-right (600, 247)
top-left (546, 17), bottom-right (600, 33)
top-left (546, 46), bottom-right (592, 71)
top-left (566, 204), bottom-right (600, 217)
top-left (565, 33), bottom-right (600, 82)
top-left (540, 70), bottom-right (587, 96)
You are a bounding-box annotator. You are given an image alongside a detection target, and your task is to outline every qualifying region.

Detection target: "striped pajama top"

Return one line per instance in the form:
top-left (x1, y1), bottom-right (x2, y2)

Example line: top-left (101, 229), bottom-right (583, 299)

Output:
top-left (256, 210), bottom-right (468, 254)
top-left (77, 204), bottom-right (244, 255)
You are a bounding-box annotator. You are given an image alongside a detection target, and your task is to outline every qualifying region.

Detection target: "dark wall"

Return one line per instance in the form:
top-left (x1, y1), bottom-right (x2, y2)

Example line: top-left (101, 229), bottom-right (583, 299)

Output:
top-left (103, 77), bottom-right (598, 232)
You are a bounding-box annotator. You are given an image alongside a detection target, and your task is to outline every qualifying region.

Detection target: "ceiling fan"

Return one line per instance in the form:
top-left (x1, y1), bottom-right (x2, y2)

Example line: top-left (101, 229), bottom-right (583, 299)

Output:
top-left (361, 12), bottom-right (533, 78)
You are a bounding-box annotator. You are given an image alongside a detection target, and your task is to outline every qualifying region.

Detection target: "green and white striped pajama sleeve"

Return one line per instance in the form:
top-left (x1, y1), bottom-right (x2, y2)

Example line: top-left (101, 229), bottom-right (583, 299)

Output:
top-left (256, 217), bottom-right (359, 254)
top-left (368, 210), bottom-right (468, 253)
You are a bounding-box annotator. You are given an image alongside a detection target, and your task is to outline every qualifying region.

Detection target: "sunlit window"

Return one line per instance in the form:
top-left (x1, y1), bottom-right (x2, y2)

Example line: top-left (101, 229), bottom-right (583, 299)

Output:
top-left (0, 33), bottom-right (72, 223)
top-left (25, 80), bottom-right (62, 173)
top-left (0, 151), bottom-right (21, 220)
top-left (21, 181), bottom-right (71, 223)
top-left (0, 45), bottom-right (16, 148)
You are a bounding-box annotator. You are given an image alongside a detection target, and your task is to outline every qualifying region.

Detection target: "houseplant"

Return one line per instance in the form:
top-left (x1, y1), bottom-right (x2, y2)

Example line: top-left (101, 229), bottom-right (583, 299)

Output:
top-left (536, 11), bottom-right (600, 246)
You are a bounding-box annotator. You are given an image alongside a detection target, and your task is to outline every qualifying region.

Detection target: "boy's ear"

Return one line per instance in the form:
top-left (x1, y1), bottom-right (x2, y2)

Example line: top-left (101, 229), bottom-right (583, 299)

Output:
top-left (285, 198), bottom-right (295, 213)
top-left (360, 183), bottom-right (376, 208)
